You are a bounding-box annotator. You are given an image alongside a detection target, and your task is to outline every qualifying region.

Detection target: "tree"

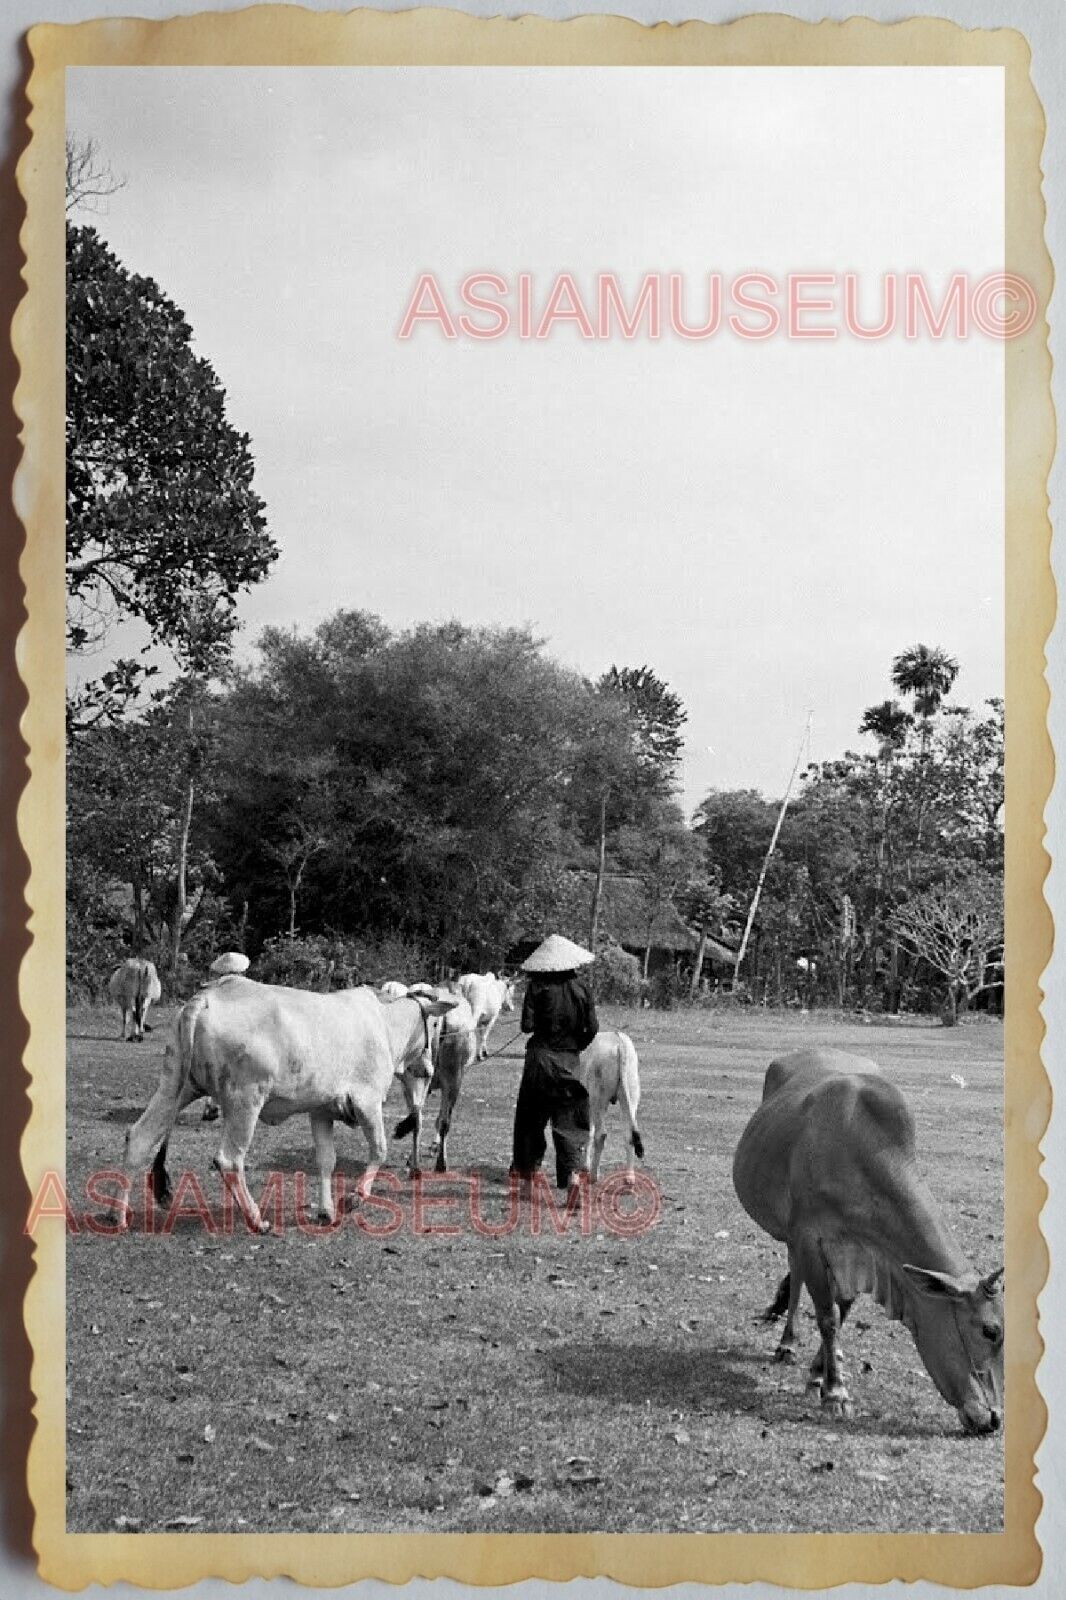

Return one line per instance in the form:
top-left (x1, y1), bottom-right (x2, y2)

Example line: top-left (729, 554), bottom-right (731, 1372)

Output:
top-left (586, 666), bottom-right (687, 948)
top-left (615, 801), bottom-right (699, 977)
top-left (890, 643), bottom-right (960, 852)
top-left (66, 223), bottom-right (276, 725)
top-left (891, 871), bottom-right (1003, 1024)
top-left (681, 871), bottom-right (736, 996)
top-left (66, 133), bottom-right (124, 215)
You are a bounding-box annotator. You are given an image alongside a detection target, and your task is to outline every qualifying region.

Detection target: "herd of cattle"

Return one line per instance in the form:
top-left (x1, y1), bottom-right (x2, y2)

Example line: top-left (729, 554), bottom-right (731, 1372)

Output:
top-left (103, 955), bottom-right (1004, 1439)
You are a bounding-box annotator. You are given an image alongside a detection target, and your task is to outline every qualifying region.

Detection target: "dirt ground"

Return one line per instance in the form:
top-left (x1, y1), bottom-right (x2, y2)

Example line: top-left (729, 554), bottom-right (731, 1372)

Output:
top-left (63, 1002), bottom-right (1004, 1534)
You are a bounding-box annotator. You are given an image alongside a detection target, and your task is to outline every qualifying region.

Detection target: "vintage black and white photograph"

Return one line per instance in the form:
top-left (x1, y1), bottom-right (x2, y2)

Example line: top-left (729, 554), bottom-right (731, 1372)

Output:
top-left (56, 57), bottom-right (1015, 1541)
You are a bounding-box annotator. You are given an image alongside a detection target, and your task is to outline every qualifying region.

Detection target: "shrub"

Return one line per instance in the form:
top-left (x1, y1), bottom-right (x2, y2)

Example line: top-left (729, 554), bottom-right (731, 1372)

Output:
top-left (254, 931), bottom-right (437, 992)
top-left (591, 942), bottom-right (643, 1004)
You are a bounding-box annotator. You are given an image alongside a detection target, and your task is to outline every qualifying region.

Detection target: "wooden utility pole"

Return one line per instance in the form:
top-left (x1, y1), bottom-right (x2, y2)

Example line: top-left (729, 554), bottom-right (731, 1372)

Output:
top-left (732, 713), bottom-right (812, 991)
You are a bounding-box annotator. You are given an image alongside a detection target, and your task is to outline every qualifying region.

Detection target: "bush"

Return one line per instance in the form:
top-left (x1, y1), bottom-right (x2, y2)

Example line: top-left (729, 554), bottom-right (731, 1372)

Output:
top-left (254, 931), bottom-right (437, 992)
top-left (591, 942), bottom-right (643, 1004)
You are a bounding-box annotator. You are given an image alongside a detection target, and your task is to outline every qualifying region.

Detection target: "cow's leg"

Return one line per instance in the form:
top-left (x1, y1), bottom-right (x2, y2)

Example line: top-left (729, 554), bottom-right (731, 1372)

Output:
top-left (774, 1251), bottom-right (804, 1364)
top-left (433, 1070), bottom-right (457, 1174)
top-left (354, 1102), bottom-right (387, 1199)
top-left (589, 1116), bottom-right (607, 1183)
top-left (132, 1001), bottom-right (145, 1042)
top-left (309, 1111), bottom-right (338, 1223)
top-left (212, 1088), bottom-right (270, 1234)
top-left (796, 1242), bottom-right (851, 1417)
top-left (147, 1079), bottom-right (206, 1208)
top-left (119, 1005), bottom-right (130, 1041)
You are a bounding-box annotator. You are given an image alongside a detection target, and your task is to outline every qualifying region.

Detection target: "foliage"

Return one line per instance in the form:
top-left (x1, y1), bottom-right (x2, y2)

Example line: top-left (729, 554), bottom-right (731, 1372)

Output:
top-left (66, 223), bottom-right (276, 722)
top-left (254, 931), bottom-right (437, 992)
top-left (590, 942), bottom-right (644, 1004)
top-left (892, 871), bottom-right (1004, 1024)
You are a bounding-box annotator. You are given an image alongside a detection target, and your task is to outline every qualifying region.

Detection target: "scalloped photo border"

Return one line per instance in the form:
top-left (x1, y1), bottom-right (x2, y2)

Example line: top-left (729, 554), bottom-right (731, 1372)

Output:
top-left (12, 6), bottom-right (1054, 1589)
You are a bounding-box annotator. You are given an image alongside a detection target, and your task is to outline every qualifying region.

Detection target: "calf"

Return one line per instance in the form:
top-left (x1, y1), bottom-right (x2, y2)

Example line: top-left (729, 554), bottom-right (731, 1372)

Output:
top-left (581, 1030), bottom-right (644, 1182)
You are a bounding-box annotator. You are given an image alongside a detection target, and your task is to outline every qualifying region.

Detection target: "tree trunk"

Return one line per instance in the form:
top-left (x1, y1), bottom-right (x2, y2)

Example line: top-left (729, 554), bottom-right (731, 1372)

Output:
top-left (132, 865), bottom-right (145, 954)
top-left (288, 883), bottom-right (297, 940)
top-left (642, 942), bottom-right (652, 980)
top-left (690, 928), bottom-right (708, 998)
top-left (168, 771), bottom-right (195, 981)
top-left (942, 981), bottom-right (960, 1026)
top-left (588, 793), bottom-right (607, 950)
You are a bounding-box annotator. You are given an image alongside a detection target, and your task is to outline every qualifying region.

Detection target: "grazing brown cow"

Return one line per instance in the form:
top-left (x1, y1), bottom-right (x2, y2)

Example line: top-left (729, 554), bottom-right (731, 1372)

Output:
top-left (733, 1048), bottom-right (1003, 1435)
top-left (107, 958), bottom-right (162, 1042)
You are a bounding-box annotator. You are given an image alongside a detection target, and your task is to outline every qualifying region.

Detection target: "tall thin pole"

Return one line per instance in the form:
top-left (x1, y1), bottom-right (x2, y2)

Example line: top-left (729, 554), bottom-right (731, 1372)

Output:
top-left (732, 712), bottom-right (812, 990)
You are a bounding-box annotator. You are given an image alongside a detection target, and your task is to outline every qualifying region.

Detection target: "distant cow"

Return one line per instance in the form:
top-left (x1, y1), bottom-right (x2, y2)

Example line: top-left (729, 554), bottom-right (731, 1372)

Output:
top-left (107, 958), bottom-right (162, 1042)
top-left (402, 983), bottom-right (478, 1172)
top-left (121, 978), bottom-right (456, 1231)
top-left (457, 972), bottom-right (517, 1059)
top-left (733, 1049), bottom-right (1004, 1435)
top-left (581, 1030), bottom-right (644, 1182)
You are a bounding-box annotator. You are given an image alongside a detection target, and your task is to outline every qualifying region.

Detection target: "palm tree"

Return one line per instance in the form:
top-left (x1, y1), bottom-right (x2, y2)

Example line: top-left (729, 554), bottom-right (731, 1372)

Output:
top-left (891, 644), bottom-right (960, 729)
top-left (890, 644), bottom-right (959, 849)
top-left (859, 700), bottom-right (913, 1007)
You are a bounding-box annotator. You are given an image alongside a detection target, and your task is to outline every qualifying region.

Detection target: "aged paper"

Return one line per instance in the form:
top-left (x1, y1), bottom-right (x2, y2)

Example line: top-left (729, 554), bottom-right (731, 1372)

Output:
top-left (14, 6), bottom-right (1052, 1589)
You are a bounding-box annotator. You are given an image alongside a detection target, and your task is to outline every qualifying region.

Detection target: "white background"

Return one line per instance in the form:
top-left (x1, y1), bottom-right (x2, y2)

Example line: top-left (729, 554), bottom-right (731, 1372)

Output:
top-left (1, 2), bottom-right (1062, 1598)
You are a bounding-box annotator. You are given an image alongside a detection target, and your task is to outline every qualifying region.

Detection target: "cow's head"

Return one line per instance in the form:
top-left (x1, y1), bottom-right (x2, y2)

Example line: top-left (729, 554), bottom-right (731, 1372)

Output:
top-left (400, 991), bottom-right (459, 1098)
top-left (902, 1264), bottom-right (1004, 1435)
top-left (500, 977), bottom-right (517, 1013)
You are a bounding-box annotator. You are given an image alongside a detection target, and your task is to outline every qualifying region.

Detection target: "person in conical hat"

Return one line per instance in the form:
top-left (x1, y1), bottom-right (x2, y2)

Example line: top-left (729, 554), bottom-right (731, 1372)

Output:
top-left (511, 933), bottom-right (599, 1192)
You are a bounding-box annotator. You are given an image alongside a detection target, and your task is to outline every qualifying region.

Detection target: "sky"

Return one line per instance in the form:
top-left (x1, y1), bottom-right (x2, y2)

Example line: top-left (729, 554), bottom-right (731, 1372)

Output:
top-left (67, 66), bottom-right (1005, 811)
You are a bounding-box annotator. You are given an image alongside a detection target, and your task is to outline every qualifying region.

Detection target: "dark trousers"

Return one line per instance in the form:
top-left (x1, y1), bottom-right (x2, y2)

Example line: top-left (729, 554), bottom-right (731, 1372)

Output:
top-left (512, 1043), bottom-right (591, 1187)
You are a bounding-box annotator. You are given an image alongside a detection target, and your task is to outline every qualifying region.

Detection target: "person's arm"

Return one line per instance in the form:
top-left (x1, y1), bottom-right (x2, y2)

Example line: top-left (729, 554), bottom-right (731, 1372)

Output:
top-left (521, 982), bottom-right (535, 1033)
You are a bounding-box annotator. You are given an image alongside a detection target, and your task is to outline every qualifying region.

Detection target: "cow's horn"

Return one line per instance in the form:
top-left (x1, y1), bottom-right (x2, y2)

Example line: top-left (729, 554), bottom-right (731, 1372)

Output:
top-left (980, 1267), bottom-right (1005, 1297)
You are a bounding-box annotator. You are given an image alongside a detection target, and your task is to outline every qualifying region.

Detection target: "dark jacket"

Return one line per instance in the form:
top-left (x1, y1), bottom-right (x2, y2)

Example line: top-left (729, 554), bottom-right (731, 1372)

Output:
top-left (520, 972), bottom-right (599, 1055)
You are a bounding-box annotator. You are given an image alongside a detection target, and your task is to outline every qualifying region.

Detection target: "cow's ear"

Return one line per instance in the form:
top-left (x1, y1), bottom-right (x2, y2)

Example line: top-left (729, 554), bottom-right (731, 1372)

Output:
top-left (901, 1264), bottom-right (967, 1300)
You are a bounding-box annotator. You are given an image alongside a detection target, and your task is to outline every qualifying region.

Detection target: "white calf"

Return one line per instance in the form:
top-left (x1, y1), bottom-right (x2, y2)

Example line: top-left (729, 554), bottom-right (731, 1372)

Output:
top-left (581, 1030), bottom-right (644, 1182)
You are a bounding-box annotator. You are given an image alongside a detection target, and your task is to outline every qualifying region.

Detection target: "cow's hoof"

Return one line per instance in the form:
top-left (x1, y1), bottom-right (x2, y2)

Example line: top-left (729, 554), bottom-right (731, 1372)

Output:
top-left (435, 1157), bottom-right (447, 1174)
top-left (805, 1377), bottom-right (824, 1395)
top-left (202, 1104), bottom-right (220, 1123)
top-left (774, 1346), bottom-right (796, 1364)
top-left (253, 1217), bottom-right (272, 1236)
top-left (316, 1211), bottom-right (335, 1227)
top-left (821, 1394), bottom-right (852, 1419)
top-left (409, 1167), bottom-right (422, 1180)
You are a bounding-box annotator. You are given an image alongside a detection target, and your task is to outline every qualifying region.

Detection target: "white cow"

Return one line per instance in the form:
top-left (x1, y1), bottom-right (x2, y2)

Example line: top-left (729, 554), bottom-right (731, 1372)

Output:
top-left (120, 977), bottom-right (456, 1232)
top-left (379, 981), bottom-right (409, 1000)
top-left (581, 1030), bottom-right (644, 1183)
top-left (457, 971), bottom-right (517, 1059)
top-left (107, 958), bottom-right (162, 1042)
top-left (406, 984), bottom-right (478, 1172)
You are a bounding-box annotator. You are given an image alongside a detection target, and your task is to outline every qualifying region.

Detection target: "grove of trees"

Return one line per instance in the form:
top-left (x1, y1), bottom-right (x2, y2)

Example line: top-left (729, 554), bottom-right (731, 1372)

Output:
top-left (65, 150), bottom-right (1003, 1022)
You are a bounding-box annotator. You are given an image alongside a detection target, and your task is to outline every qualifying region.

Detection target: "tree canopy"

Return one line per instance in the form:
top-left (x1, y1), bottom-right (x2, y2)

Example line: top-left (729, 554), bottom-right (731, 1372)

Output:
top-left (66, 223), bottom-right (276, 722)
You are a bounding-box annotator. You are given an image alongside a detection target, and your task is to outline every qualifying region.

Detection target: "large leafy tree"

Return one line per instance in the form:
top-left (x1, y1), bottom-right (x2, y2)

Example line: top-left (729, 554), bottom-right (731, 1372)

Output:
top-left (584, 665), bottom-right (688, 947)
top-left (66, 223), bottom-right (277, 724)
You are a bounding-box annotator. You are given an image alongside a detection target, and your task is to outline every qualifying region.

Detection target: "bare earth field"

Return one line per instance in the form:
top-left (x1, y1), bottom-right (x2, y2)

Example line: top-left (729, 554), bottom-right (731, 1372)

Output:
top-left (64, 1004), bottom-right (1004, 1534)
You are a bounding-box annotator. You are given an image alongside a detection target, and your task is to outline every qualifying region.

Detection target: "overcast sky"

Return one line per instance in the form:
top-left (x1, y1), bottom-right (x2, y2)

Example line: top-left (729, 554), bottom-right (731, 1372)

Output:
top-left (68, 66), bottom-right (1004, 809)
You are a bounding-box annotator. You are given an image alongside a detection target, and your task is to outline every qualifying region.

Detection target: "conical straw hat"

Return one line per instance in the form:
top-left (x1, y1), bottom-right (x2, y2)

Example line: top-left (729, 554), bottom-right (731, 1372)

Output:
top-left (521, 934), bottom-right (595, 973)
top-left (210, 951), bottom-right (250, 976)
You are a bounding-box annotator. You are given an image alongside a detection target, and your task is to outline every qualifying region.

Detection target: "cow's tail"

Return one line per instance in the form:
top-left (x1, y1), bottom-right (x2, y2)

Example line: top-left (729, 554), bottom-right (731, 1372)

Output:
top-left (616, 1032), bottom-right (644, 1160)
top-left (131, 993), bottom-right (205, 1205)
